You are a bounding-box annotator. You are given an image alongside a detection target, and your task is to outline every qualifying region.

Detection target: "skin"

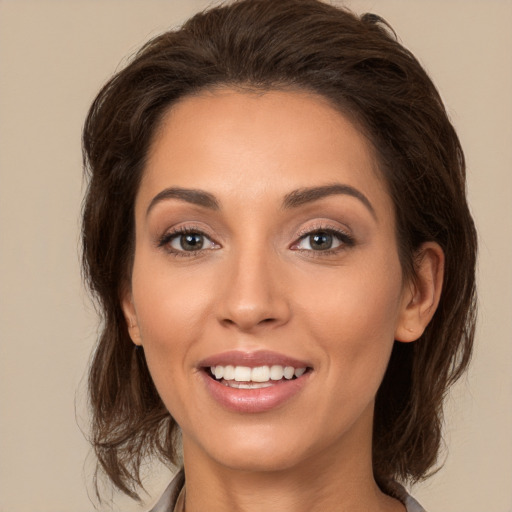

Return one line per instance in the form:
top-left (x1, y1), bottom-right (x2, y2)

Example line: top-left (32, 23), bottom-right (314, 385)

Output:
top-left (123, 89), bottom-right (443, 512)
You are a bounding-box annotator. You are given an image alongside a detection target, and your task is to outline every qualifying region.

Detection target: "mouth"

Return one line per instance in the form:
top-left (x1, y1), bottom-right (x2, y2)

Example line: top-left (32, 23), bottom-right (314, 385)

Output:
top-left (206, 364), bottom-right (310, 389)
top-left (197, 351), bottom-right (313, 412)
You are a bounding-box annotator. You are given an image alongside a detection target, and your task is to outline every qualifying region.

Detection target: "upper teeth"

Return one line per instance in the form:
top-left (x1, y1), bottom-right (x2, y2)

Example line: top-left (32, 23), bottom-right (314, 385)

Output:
top-left (210, 365), bottom-right (306, 382)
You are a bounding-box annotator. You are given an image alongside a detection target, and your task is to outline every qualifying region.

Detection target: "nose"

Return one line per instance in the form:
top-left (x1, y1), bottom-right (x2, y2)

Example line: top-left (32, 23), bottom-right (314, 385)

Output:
top-left (217, 248), bottom-right (291, 333)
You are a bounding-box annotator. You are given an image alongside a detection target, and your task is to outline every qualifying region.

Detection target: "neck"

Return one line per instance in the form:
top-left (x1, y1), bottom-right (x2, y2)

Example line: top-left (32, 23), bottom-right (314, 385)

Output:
top-left (181, 409), bottom-right (405, 512)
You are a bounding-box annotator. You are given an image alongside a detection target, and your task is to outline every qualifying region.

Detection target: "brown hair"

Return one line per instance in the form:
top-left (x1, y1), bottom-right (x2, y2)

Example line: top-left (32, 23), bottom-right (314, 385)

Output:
top-left (82, 0), bottom-right (477, 500)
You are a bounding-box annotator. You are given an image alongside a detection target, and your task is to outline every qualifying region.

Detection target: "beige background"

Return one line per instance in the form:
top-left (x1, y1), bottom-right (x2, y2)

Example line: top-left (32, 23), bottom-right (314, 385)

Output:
top-left (0, 0), bottom-right (511, 511)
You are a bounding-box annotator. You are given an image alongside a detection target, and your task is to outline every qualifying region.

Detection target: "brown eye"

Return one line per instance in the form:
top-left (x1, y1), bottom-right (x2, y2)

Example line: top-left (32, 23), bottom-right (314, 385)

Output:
top-left (295, 230), bottom-right (344, 251)
top-left (175, 233), bottom-right (205, 251)
top-left (309, 232), bottom-right (334, 250)
top-left (159, 229), bottom-right (219, 254)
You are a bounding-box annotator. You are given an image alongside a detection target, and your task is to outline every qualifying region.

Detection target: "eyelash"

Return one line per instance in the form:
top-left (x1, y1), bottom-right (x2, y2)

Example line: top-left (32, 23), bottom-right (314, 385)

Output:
top-left (157, 224), bottom-right (355, 258)
top-left (157, 226), bottom-right (217, 258)
top-left (292, 224), bottom-right (355, 256)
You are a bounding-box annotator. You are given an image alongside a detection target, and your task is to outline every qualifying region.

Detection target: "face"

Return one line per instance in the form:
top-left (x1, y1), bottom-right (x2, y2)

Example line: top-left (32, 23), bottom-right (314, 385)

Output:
top-left (123, 89), bottom-right (414, 475)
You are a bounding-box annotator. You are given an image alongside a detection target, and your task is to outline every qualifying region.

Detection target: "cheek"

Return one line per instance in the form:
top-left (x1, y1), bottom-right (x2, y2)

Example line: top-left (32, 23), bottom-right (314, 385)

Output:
top-left (129, 254), bottom-right (215, 403)
top-left (297, 253), bottom-right (404, 385)
top-left (301, 260), bottom-right (403, 340)
top-left (132, 252), bottom-right (213, 341)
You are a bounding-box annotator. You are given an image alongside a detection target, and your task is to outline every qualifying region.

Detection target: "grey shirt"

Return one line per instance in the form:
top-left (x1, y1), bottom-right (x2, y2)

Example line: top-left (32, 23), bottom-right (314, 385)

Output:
top-left (148, 474), bottom-right (426, 512)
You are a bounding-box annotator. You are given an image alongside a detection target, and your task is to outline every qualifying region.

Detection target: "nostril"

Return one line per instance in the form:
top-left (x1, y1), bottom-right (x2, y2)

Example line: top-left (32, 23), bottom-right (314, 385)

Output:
top-left (217, 293), bottom-right (291, 331)
top-left (221, 317), bottom-right (275, 328)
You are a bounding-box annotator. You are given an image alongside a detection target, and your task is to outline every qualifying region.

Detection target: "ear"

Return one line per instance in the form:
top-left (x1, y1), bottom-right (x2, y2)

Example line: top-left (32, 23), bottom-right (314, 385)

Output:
top-left (121, 287), bottom-right (142, 346)
top-left (395, 242), bottom-right (444, 343)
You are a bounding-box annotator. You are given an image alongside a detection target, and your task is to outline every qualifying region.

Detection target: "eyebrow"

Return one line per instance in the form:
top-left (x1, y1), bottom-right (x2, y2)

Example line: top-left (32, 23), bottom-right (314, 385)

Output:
top-left (282, 184), bottom-right (376, 219)
top-left (146, 187), bottom-right (220, 216)
top-left (146, 183), bottom-right (376, 219)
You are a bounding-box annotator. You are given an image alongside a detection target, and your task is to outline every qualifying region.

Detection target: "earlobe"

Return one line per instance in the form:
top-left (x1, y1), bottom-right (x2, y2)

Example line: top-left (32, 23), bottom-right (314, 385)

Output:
top-left (121, 289), bottom-right (143, 346)
top-left (395, 242), bottom-right (444, 343)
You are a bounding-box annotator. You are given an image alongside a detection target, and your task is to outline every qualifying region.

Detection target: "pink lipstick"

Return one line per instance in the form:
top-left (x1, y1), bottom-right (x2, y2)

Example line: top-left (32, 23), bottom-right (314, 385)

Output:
top-left (198, 350), bottom-right (312, 413)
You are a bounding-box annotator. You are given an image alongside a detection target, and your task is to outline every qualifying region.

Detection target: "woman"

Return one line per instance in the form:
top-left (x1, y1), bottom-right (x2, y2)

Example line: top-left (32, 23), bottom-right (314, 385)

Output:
top-left (81, 1), bottom-right (477, 511)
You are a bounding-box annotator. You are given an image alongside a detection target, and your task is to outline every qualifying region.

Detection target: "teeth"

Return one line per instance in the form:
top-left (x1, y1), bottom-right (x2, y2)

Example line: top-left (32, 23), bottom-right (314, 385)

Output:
top-left (234, 366), bottom-right (252, 381)
top-left (210, 364), bottom-right (307, 383)
top-left (283, 366), bottom-right (295, 379)
top-left (294, 367), bottom-right (306, 377)
top-left (223, 365), bottom-right (235, 380)
top-left (222, 381), bottom-right (274, 389)
top-left (251, 366), bottom-right (270, 382)
top-left (270, 365), bottom-right (284, 380)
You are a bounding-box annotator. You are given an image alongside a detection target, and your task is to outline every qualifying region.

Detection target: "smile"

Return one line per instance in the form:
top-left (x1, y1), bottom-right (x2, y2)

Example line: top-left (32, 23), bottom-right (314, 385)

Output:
top-left (209, 365), bottom-right (307, 389)
top-left (198, 351), bottom-right (312, 413)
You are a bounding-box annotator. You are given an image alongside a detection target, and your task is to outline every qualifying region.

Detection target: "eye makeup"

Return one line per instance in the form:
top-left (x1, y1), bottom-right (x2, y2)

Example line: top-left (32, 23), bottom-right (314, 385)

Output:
top-left (156, 224), bottom-right (220, 258)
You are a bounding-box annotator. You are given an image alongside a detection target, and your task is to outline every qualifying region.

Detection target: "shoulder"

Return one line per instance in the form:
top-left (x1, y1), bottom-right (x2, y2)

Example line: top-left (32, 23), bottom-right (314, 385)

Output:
top-left (393, 483), bottom-right (427, 512)
top-left (148, 473), bottom-right (427, 512)
top-left (383, 480), bottom-right (427, 512)
top-left (404, 494), bottom-right (427, 512)
top-left (147, 470), bottom-right (184, 512)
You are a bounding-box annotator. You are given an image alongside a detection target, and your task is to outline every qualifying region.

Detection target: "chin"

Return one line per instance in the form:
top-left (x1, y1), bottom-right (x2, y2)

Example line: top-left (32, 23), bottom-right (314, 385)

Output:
top-left (182, 415), bottom-right (351, 477)
top-left (211, 443), bottom-right (309, 474)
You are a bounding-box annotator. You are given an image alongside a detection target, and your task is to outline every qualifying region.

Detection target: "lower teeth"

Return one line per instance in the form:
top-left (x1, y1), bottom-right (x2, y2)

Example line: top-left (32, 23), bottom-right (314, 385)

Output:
top-left (221, 380), bottom-right (275, 389)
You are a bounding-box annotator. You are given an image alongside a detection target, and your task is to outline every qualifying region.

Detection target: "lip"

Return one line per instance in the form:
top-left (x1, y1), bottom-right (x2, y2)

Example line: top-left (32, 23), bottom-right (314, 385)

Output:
top-left (198, 350), bottom-right (311, 369)
top-left (197, 350), bottom-right (313, 414)
top-left (200, 369), bottom-right (311, 413)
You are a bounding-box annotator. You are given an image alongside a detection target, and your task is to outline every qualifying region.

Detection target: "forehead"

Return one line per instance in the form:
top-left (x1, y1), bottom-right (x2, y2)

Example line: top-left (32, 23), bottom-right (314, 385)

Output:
top-left (139, 88), bottom-right (392, 219)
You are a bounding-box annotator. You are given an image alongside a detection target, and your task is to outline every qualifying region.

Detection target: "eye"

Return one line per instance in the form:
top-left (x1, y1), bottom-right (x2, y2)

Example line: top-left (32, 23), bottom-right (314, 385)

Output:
top-left (159, 229), bottom-right (219, 255)
top-left (292, 228), bottom-right (354, 252)
top-left (171, 232), bottom-right (208, 251)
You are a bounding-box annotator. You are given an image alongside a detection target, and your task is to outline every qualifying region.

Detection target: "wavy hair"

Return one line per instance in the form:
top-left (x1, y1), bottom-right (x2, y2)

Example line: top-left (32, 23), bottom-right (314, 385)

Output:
top-left (82, 0), bottom-right (477, 499)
